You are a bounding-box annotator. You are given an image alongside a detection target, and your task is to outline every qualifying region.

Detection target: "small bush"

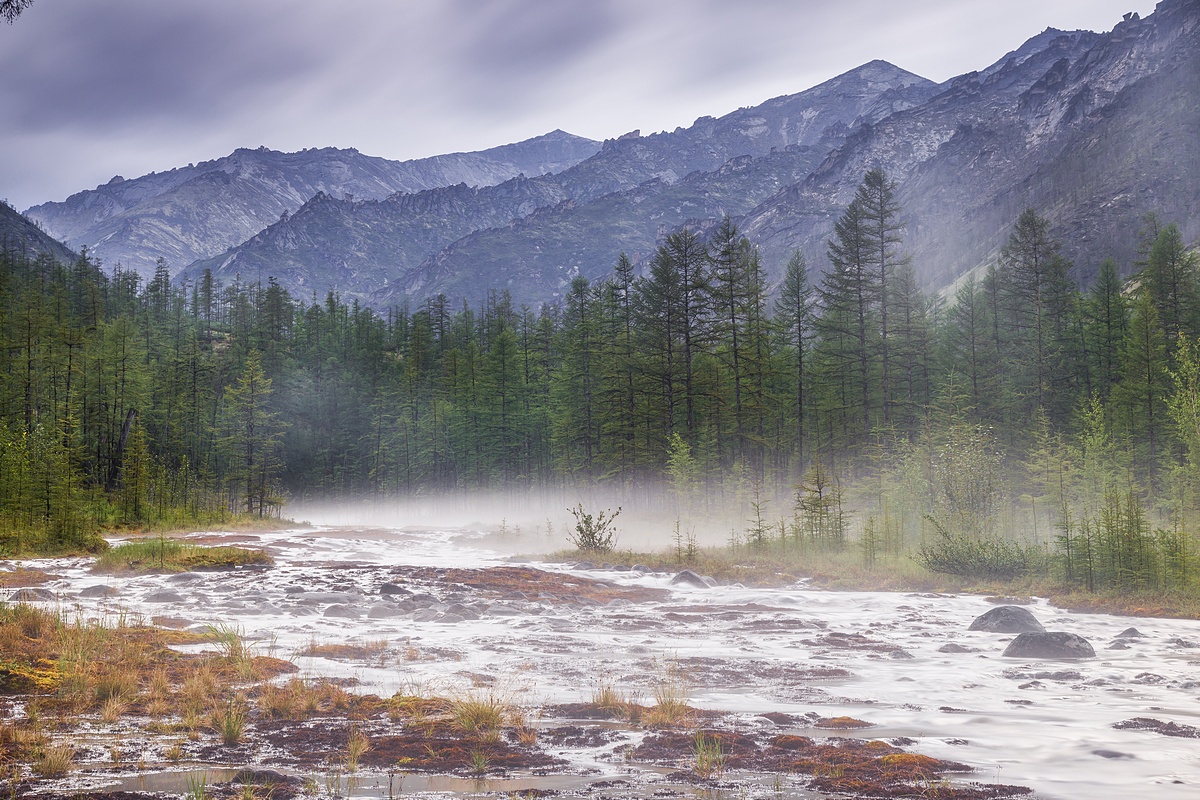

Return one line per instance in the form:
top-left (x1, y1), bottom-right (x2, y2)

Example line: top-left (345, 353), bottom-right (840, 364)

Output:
top-left (567, 504), bottom-right (620, 553)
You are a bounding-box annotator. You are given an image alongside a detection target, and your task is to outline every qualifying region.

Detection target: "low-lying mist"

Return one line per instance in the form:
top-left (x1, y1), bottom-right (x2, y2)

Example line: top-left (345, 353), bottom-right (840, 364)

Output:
top-left (285, 482), bottom-right (754, 555)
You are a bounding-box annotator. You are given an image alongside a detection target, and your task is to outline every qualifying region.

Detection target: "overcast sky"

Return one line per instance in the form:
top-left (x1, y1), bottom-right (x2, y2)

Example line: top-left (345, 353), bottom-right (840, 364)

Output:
top-left (1, 0), bottom-right (1159, 211)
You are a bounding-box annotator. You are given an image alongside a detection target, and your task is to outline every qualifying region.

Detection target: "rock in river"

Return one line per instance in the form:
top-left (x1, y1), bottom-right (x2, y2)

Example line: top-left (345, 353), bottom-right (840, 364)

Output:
top-left (7, 587), bottom-right (55, 602)
top-left (969, 605), bottom-right (1045, 633)
top-left (1002, 631), bottom-right (1095, 659)
top-left (670, 569), bottom-right (715, 588)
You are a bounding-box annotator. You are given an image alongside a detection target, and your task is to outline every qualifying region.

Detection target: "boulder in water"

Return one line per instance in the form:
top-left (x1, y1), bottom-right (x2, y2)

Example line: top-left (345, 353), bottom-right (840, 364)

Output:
top-left (77, 585), bottom-right (118, 599)
top-left (670, 569), bottom-right (710, 588)
top-left (969, 605), bottom-right (1045, 633)
top-left (323, 604), bottom-right (361, 619)
top-left (1002, 631), bottom-right (1095, 659)
top-left (7, 587), bottom-right (55, 602)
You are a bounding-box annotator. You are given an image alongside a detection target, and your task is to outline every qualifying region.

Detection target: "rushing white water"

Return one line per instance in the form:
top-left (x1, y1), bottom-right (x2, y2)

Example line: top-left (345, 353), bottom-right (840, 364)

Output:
top-left (12, 523), bottom-right (1200, 799)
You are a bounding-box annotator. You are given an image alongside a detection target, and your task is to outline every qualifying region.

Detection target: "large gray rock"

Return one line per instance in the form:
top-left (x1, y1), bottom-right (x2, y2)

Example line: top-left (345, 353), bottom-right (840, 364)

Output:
top-left (7, 587), bottom-right (55, 602)
top-left (77, 585), bottom-right (119, 599)
top-left (969, 605), bottom-right (1045, 633)
top-left (1002, 631), bottom-right (1096, 660)
top-left (670, 569), bottom-right (714, 588)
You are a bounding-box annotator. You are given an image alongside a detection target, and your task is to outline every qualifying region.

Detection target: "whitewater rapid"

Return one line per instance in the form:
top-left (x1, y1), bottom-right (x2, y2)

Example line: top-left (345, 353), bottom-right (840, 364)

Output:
top-left (15, 523), bottom-right (1200, 799)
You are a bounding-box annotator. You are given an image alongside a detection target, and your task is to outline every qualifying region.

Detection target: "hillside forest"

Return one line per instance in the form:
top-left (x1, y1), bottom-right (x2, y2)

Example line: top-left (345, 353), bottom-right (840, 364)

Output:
top-left (3, 169), bottom-right (1200, 596)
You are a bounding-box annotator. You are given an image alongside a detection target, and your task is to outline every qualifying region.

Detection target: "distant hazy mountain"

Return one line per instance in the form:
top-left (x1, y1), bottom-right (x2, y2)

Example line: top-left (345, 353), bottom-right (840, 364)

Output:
top-left (0, 201), bottom-right (76, 264)
top-left (186, 60), bottom-right (938, 305)
top-left (23, 130), bottom-right (600, 277)
top-left (741, 0), bottom-right (1200, 291)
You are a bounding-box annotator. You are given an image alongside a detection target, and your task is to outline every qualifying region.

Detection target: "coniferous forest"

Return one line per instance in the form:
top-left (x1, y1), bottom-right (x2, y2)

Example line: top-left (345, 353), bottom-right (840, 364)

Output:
top-left (3, 170), bottom-right (1200, 595)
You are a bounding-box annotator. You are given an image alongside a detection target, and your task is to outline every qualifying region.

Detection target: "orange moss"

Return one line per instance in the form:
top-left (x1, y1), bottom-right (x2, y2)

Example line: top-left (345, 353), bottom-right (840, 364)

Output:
top-left (816, 715), bottom-right (873, 729)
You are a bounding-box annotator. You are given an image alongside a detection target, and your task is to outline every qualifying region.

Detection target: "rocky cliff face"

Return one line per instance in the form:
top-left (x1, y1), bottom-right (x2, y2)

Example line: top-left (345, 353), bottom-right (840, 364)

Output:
top-left (0, 201), bottom-right (76, 264)
top-left (23, 130), bottom-right (600, 277)
top-left (742, 0), bottom-right (1200, 290)
top-left (188, 61), bottom-right (938, 305)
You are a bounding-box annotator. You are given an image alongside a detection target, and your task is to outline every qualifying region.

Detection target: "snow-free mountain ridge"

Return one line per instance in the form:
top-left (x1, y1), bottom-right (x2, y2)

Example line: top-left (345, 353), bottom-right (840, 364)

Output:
top-left (19, 0), bottom-right (1200, 310)
top-left (24, 131), bottom-right (601, 277)
top-left (183, 59), bottom-right (939, 304)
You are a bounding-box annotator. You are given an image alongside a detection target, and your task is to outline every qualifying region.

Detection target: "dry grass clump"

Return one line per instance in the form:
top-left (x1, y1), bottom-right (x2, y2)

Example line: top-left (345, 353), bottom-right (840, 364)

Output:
top-left (451, 690), bottom-right (511, 741)
top-left (255, 676), bottom-right (359, 721)
top-left (643, 659), bottom-right (692, 728)
top-left (32, 740), bottom-right (76, 777)
top-left (345, 726), bottom-right (370, 771)
top-left (590, 679), bottom-right (642, 722)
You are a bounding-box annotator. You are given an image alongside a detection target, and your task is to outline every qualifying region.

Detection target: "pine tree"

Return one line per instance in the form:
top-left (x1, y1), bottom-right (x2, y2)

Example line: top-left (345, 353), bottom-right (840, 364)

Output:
top-left (220, 349), bottom-right (284, 516)
top-left (775, 249), bottom-right (814, 475)
top-left (817, 198), bottom-right (878, 443)
top-left (1112, 293), bottom-right (1170, 489)
top-left (999, 208), bottom-right (1075, 423)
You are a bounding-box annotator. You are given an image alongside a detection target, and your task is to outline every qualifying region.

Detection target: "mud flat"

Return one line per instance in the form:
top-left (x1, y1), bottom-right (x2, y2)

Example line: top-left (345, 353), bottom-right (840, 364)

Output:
top-left (2, 525), bottom-right (1199, 798)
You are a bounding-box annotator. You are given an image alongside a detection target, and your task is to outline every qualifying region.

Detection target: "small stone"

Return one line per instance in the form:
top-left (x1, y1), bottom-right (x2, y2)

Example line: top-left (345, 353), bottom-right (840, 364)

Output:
top-left (1093, 749), bottom-right (1135, 759)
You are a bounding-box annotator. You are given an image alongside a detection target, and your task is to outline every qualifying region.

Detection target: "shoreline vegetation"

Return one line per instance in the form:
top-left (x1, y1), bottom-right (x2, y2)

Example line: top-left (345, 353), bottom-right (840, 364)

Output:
top-left (545, 543), bottom-right (1200, 620)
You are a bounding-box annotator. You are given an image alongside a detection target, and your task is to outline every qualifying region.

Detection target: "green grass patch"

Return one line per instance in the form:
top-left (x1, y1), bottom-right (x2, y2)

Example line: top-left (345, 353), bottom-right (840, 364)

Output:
top-left (93, 538), bottom-right (272, 574)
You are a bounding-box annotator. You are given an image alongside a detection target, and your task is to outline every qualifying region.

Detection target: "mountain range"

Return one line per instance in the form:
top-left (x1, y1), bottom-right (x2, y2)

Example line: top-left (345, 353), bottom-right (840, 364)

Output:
top-left (17, 0), bottom-right (1200, 309)
top-left (22, 131), bottom-right (601, 277)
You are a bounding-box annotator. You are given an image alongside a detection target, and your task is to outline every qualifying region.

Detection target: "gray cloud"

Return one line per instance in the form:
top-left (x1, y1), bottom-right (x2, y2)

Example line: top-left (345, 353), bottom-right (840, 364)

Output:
top-left (0, 0), bottom-right (1158, 211)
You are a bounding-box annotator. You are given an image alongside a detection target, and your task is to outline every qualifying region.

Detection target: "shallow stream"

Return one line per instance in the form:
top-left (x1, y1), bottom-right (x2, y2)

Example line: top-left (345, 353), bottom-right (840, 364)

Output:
top-left (10, 521), bottom-right (1200, 799)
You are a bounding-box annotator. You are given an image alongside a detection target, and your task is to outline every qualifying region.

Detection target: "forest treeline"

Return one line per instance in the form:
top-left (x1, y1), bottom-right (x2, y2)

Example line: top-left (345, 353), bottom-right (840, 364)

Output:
top-left (2, 170), bottom-right (1200, 593)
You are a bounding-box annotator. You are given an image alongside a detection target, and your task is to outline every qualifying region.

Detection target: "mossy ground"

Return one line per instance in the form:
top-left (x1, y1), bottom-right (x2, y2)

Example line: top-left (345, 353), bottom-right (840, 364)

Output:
top-left (92, 538), bottom-right (273, 574)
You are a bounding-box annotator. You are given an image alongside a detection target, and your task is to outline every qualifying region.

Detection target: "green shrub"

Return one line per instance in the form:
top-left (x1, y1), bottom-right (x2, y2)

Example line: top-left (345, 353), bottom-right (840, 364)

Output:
top-left (915, 516), bottom-right (1033, 579)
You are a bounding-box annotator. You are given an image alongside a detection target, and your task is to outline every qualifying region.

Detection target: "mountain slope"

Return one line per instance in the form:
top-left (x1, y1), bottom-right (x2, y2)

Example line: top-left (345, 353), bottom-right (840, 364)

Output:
top-left (186, 177), bottom-right (572, 299)
top-left (0, 201), bottom-right (77, 264)
top-left (23, 130), bottom-right (600, 277)
top-left (742, 0), bottom-right (1200, 289)
top-left (187, 61), bottom-right (938, 304)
